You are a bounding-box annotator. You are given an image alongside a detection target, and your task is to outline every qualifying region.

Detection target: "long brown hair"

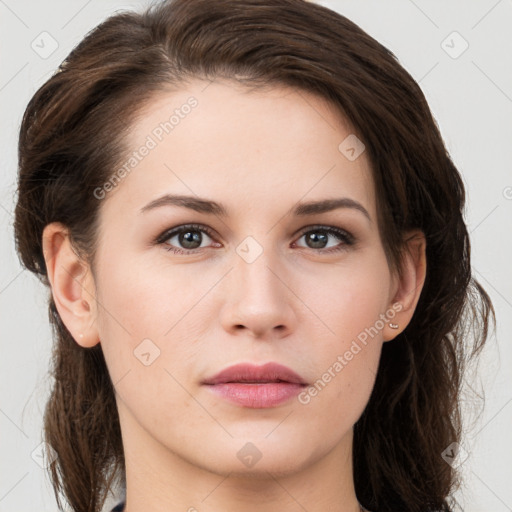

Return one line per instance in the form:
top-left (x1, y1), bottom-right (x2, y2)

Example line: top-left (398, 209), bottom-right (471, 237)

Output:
top-left (14, 1), bottom-right (495, 511)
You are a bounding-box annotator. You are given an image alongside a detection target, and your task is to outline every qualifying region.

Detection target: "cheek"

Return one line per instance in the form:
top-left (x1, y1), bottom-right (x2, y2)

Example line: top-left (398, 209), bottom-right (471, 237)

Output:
top-left (94, 252), bottom-right (209, 387)
top-left (95, 251), bottom-right (195, 338)
top-left (298, 254), bottom-right (389, 413)
top-left (313, 252), bottom-right (391, 343)
top-left (94, 256), bottom-right (201, 433)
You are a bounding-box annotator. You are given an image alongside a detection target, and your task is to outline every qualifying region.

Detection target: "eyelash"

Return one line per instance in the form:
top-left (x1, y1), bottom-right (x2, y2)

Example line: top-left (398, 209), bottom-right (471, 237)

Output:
top-left (155, 223), bottom-right (355, 255)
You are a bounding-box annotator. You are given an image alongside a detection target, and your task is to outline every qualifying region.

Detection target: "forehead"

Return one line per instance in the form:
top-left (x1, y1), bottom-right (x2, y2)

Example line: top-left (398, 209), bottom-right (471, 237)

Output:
top-left (102, 78), bottom-right (376, 224)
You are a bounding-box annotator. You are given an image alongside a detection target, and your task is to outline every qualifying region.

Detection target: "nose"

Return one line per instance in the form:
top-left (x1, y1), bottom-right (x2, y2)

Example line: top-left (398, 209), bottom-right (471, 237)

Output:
top-left (219, 247), bottom-right (296, 339)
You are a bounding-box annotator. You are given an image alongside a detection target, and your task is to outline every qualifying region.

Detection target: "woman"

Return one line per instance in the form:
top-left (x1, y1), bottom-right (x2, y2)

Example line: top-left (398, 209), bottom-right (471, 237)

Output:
top-left (13, 0), bottom-right (495, 511)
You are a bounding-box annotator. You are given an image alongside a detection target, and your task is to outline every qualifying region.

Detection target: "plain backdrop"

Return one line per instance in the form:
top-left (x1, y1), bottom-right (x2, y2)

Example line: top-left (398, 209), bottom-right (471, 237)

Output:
top-left (1, 1), bottom-right (511, 511)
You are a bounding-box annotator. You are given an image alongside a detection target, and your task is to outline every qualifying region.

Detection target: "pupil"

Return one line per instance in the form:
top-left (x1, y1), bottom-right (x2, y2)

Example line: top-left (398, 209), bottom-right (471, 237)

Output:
top-left (307, 231), bottom-right (327, 248)
top-left (180, 230), bottom-right (201, 249)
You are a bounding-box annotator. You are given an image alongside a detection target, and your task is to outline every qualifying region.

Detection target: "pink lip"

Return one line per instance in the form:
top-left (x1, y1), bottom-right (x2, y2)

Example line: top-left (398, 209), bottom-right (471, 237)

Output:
top-left (202, 362), bottom-right (307, 408)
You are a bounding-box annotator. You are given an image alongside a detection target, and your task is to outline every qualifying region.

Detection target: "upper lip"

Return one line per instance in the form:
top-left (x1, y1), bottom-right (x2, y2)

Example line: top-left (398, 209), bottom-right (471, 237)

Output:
top-left (202, 362), bottom-right (308, 385)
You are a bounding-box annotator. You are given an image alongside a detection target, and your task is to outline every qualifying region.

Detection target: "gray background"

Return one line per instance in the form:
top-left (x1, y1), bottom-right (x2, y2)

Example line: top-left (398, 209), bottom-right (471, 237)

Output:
top-left (1, 1), bottom-right (511, 511)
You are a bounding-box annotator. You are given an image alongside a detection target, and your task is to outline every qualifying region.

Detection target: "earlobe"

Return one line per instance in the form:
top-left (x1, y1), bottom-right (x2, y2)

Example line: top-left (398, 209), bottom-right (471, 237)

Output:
top-left (383, 230), bottom-right (427, 342)
top-left (42, 222), bottom-right (99, 348)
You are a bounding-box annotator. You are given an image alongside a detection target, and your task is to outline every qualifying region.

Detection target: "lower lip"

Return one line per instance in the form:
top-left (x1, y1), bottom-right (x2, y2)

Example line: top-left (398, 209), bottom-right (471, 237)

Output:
top-left (203, 382), bottom-right (305, 408)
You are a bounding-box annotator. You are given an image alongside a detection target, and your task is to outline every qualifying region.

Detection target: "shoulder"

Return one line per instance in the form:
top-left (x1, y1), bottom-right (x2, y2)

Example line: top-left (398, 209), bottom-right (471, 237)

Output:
top-left (111, 501), bottom-right (125, 512)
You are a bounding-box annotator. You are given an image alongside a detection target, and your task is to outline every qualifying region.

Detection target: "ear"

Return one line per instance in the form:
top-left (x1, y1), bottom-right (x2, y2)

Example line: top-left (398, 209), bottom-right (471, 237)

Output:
top-left (383, 229), bottom-right (427, 342)
top-left (42, 222), bottom-right (99, 348)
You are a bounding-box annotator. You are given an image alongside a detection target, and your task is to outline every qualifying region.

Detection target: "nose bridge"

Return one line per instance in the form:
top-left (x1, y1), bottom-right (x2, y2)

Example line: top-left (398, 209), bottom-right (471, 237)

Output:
top-left (234, 234), bottom-right (286, 303)
top-left (237, 241), bottom-right (280, 297)
top-left (220, 234), bottom-right (295, 336)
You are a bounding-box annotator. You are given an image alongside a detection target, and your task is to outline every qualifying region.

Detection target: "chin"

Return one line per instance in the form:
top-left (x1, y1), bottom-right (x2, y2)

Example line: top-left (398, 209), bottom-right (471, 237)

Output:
top-left (194, 436), bottom-right (314, 478)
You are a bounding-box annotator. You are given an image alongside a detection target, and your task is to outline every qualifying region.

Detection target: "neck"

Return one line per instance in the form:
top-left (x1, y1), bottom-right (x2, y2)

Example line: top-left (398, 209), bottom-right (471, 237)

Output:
top-left (118, 404), bottom-right (362, 512)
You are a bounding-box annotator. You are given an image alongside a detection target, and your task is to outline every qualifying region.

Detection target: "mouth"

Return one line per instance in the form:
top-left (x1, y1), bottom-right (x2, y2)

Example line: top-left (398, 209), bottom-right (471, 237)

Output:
top-left (202, 362), bottom-right (307, 408)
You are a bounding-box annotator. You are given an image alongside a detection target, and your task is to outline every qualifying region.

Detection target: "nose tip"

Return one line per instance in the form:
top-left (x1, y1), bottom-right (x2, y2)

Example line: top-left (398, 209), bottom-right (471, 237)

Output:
top-left (220, 259), bottom-right (296, 339)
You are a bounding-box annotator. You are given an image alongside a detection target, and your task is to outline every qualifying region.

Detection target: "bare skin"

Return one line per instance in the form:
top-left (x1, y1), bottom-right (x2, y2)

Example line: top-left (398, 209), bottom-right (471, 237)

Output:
top-left (43, 78), bottom-right (426, 512)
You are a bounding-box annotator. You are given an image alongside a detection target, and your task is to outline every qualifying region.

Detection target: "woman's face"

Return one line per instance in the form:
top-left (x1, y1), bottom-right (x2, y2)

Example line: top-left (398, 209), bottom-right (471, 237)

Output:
top-left (91, 79), bottom-right (402, 479)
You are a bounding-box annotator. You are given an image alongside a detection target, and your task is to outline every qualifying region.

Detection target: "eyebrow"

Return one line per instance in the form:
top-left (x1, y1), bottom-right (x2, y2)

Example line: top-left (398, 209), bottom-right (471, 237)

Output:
top-left (139, 194), bottom-right (371, 222)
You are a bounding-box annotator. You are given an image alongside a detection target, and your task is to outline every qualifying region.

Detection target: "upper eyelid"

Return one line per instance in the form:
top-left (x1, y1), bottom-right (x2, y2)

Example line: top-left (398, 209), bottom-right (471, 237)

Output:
top-left (156, 223), bottom-right (216, 244)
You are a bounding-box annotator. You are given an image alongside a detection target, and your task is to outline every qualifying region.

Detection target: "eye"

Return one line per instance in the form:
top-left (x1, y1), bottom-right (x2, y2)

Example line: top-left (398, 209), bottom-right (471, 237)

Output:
top-left (156, 224), bottom-right (219, 254)
top-left (293, 225), bottom-right (355, 253)
top-left (155, 223), bottom-right (355, 255)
